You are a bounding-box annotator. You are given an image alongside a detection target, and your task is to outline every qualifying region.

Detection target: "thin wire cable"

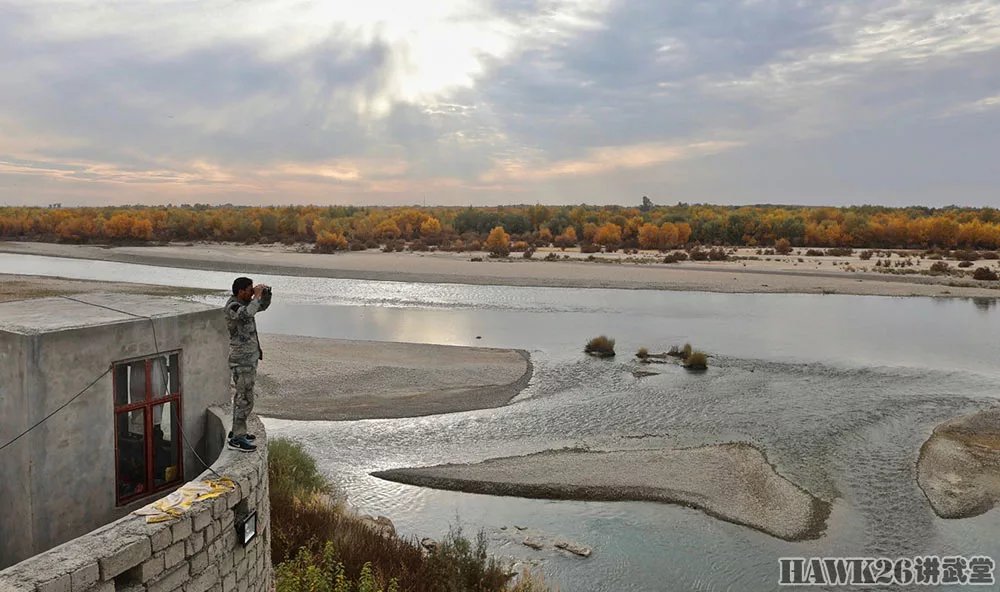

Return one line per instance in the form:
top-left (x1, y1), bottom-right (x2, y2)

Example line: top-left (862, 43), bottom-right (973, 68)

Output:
top-left (0, 367), bottom-right (112, 452)
top-left (2, 295), bottom-right (257, 494)
top-left (0, 295), bottom-right (143, 453)
top-left (68, 294), bottom-right (251, 479)
top-left (142, 309), bottom-right (248, 488)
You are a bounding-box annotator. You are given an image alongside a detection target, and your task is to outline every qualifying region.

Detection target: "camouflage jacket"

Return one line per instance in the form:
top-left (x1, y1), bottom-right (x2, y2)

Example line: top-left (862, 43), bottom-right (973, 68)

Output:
top-left (225, 291), bottom-right (271, 367)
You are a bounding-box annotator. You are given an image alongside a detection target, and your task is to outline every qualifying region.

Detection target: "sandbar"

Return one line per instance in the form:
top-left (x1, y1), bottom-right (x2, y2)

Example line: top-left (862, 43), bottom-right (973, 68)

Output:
top-left (917, 408), bottom-right (1000, 519)
top-left (255, 334), bottom-right (532, 420)
top-left (372, 443), bottom-right (831, 541)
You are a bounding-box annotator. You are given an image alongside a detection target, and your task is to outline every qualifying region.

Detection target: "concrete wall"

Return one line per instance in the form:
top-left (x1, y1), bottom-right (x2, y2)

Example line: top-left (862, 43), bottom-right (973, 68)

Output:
top-left (0, 412), bottom-right (272, 592)
top-left (0, 295), bottom-right (231, 569)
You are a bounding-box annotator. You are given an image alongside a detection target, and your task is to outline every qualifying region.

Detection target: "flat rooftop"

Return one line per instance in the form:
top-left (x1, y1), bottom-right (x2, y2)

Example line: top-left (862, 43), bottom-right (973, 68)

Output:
top-left (0, 293), bottom-right (215, 335)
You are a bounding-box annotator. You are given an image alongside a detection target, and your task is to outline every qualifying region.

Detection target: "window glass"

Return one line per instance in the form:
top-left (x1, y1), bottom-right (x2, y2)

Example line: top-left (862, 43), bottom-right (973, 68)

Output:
top-left (168, 353), bottom-right (180, 395)
top-left (128, 362), bottom-right (147, 404)
top-left (114, 351), bottom-right (182, 505)
top-left (113, 363), bottom-right (130, 406)
top-left (152, 402), bottom-right (180, 486)
top-left (150, 356), bottom-right (169, 399)
top-left (116, 409), bottom-right (146, 500)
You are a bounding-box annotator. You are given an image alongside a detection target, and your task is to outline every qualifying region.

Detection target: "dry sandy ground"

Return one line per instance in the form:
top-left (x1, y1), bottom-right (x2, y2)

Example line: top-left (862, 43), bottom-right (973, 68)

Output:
top-left (917, 407), bottom-right (1000, 519)
top-left (255, 334), bottom-right (531, 420)
top-left (2, 241), bottom-right (999, 298)
top-left (0, 273), bottom-right (214, 303)
top-left (373, 443), bottom-right (831, 541)
top-left (1, 275), bottom-right (533, 419)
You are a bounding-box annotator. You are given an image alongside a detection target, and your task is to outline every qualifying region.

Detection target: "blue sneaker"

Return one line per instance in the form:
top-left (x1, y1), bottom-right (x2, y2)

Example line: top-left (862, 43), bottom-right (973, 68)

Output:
top-left (227, 435), bottom-right (257, 452)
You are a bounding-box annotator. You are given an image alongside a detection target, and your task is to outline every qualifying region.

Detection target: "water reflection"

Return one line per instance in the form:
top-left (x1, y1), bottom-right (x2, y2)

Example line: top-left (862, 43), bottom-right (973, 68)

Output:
top-left (4, 253), bottom-right (1000, 591)
top-left (972, 297), bottom-right (998, 312)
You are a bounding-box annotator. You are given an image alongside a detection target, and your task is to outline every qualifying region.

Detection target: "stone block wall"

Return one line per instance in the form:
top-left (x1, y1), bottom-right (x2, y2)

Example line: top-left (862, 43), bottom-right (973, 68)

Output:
top-left (0, 413), bottom-right (271, 592)
top-left (0, 295), bottom-right (232, 567)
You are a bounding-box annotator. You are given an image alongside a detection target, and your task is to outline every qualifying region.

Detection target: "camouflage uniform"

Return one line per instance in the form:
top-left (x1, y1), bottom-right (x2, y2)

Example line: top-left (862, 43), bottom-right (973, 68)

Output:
top-left (225, 290), bottom-right (271, 438)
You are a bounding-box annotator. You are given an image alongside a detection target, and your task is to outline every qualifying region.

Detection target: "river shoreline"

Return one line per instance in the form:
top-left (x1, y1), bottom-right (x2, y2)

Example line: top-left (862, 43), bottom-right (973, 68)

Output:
top-left (2, 241), bottom-right (999, 298)
top-left (0, 272), bottom-right (216, 302)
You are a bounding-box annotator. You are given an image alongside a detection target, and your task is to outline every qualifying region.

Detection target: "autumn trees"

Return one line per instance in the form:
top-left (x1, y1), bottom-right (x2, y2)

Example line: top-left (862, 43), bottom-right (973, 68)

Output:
top-left (484, 226), bottom-right (510, 257)
top-left (2, 203), bottom-right (1000, 253)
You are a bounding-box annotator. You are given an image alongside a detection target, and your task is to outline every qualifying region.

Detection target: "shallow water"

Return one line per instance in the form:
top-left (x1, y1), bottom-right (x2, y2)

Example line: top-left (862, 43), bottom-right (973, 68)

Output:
top-left (3, 253), bottom-right (1000, 591)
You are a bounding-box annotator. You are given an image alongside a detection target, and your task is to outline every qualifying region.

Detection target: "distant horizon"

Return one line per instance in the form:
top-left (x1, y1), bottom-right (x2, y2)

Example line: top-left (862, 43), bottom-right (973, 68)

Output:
top-left (3, 199), bottom-right (998, 211)
top-left (1, 1), bottom-right (998, 208)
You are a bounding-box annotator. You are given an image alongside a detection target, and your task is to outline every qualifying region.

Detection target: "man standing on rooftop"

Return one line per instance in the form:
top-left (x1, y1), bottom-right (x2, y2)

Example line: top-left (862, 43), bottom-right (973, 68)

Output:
top-left (225, 277), bottom-right (271, 452)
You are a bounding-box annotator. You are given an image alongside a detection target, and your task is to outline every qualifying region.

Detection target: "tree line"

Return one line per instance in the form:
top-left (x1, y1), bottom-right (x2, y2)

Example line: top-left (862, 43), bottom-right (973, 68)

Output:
top-left (2, 203), bottom-right (1000, 251)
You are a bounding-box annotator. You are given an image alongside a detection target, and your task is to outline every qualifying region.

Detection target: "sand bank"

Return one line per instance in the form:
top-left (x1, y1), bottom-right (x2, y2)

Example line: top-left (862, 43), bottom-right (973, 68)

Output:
top-left (917, 408), bottom-right (1000, 519)
top-left (2, 241), bottom-right (998, 298)
top-left (372, 443), bottom-right (830, 541)
top-left (255, 334), bottom-right (531, 420)
top-left (1, 274), bottom-right (532, 420)
top-left (0, 273), bottom-right (214, 303)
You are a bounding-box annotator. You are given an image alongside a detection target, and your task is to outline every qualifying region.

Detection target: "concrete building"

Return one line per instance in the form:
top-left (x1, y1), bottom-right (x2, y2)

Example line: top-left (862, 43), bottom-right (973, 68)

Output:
top-left (0, 293), bottom-right (231, 570)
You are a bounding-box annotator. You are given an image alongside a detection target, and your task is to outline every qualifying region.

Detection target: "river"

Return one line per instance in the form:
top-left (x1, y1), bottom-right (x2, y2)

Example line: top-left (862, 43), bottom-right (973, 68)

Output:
top-left (2, 252), bottom-right (999, 591)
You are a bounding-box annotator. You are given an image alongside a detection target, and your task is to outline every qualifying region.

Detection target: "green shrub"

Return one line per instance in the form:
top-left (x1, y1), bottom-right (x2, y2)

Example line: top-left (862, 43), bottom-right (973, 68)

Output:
top-left (683, 351), bottom-right (708, 370)
top-left (276, 543), bottom-right (398, 592)
top-left (929, 261), bottom-right (950, 274)
top-left (973, 267), bottom-right (999, 281)
top-left (269, 440), bottom-right (552, 592)
top-left (424, 525), bottom-right (510, 592)
top-left (585, 335), bottom-right (616, 356)
top-left (269, 438), bottom-right (333, 508)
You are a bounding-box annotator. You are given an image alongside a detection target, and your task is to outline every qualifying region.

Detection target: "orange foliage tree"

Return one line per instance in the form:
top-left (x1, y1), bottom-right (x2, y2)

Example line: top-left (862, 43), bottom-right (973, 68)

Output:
top-left (484, 226), bottom-right (510, 257)
top-left (2, 203), bottom-right (1000, 252)
top-left (593, 223), bottom-right (622, 249)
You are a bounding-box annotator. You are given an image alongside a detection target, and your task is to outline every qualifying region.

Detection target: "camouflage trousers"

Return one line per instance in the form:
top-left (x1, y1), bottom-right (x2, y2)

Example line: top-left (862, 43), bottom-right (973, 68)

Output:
top-left (231, 364), bottom-right (256, 438)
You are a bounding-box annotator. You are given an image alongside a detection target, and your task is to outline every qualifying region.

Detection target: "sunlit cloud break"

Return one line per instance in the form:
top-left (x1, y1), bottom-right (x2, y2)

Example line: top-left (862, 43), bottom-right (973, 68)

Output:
top-left (0, 0), bottom-right (997, 206)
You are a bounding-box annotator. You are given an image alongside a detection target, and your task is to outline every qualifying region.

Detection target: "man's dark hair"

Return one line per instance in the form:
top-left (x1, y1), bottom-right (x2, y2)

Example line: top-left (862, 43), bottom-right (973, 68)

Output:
top-left (232, 277), bottom-right (253, 296)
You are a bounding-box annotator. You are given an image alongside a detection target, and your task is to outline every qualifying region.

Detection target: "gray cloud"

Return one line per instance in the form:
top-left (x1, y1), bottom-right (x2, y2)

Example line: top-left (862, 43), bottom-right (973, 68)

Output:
top-left (0, 0), bottom-right (998, 206)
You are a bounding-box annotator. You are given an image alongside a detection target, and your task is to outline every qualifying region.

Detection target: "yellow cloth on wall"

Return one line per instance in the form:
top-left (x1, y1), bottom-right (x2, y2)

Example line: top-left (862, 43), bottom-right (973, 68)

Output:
top-left (133, 478), bottom-right (236, 523)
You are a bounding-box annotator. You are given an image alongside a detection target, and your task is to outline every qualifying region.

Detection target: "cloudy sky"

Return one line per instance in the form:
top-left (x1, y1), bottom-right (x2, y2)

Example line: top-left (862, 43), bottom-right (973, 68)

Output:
top-left (1, 0), bottom-right (998, 207)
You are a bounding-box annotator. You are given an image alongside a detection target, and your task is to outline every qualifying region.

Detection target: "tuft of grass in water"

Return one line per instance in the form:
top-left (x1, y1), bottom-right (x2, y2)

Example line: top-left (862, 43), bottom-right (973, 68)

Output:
top-left (584, 335), bottom-right (616, 356)
top-left (636, 347), bottom-right (649, 359)
top-left (683, 351), bottom-right (708, 370)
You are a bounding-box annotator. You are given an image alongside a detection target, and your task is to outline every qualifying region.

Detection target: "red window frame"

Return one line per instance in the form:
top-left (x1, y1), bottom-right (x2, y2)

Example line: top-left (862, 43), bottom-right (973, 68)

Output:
top-left (113, 351), bottom-right (183, 506)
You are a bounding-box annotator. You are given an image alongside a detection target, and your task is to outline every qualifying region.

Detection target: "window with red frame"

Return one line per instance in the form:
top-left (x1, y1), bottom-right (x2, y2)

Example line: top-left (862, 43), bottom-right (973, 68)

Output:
top-left (113, 352), bottom-right (183, 505)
